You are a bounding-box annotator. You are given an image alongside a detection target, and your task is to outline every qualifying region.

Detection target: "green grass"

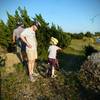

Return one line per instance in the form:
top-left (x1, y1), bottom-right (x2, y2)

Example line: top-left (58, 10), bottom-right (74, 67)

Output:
top-left (69, 38), bottom-right (100, 51)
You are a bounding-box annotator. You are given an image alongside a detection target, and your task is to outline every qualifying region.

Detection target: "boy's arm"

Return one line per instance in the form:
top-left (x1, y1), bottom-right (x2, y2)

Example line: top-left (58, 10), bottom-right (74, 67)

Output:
top-left (57, 47), bottom-right (63, 52)
top-left (58, 46), bottom-right (62, 50)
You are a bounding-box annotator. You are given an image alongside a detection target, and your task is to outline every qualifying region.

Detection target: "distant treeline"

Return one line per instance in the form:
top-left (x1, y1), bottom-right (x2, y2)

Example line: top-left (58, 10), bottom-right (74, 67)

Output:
top-left (70, 32), bottom-right (100, 39)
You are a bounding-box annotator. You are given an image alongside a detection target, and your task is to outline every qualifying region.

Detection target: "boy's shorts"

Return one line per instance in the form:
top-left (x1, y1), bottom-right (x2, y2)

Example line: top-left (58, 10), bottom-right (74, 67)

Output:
top-left (48, 58), bottom-right (59, 70)
top-left (26, 49), bottom-right (37, 61)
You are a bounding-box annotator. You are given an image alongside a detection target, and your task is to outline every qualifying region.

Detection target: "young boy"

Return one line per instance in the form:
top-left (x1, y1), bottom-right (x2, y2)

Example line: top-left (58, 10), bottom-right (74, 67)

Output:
top-left (47, 37), bottom-right (61, 78)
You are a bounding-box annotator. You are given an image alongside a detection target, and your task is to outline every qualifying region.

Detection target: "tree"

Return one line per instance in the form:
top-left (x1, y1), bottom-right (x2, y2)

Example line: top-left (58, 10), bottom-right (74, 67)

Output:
top-left (71, 32), bottom-right (84, 39)
top-left (85, 31), bottom-right (93, 37)
top-left (0, 20), bottom-right (10, 47)
top-left (95, 32), bottom-right (100, 36)
top-left (18, 7), bottom-right (32, 27)
top-left (0, 7), bottom-right (71, 59)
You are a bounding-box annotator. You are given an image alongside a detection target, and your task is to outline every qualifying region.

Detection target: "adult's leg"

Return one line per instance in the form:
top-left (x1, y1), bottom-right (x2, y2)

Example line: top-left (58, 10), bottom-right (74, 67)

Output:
top-left (26, 49), bottom-right (38, 77)
top-left (28, 59), bottom-right (35, 76)
top-left (27, 56), bottom-right (37, 82)
top-left (16, 40), bottom-right (23, 63)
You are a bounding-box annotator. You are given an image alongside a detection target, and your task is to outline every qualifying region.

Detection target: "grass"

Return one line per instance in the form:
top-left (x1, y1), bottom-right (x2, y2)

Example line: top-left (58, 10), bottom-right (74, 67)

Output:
top-left (1, 64), bottom-right (80, 100)
top-left (69, 38), bottom-right (100, 52)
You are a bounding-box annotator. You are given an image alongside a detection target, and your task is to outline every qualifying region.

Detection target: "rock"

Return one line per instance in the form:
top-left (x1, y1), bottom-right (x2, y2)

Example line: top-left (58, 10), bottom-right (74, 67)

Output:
top-left (5, 53), bottom-right (20, 67)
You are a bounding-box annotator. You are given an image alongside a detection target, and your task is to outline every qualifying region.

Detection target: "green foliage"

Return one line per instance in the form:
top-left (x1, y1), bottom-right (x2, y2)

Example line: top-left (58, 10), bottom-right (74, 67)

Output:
top-left (0, 20), bottom-right (10, 47)
top-left (85, 31), bottom-right (93, 37)
top-left (18, 7), bottom-right (32, 27)
top-left (71, 32), bottom-right (94, 39)
top-left (14, 63), bottom-right (25, 73)
top-left (0, 7), bottom-right (71, 59)
top-left (95, 32), bottom-right (100, 36)
top-left (84, 45), bottom-right (98, 56)
top-left (71, 32), bottom-right (84, 39)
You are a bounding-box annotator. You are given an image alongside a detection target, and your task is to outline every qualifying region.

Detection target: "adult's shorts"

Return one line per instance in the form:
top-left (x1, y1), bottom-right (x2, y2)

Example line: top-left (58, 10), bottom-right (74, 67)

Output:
top-left (26, 49), bottom-right (37, 61)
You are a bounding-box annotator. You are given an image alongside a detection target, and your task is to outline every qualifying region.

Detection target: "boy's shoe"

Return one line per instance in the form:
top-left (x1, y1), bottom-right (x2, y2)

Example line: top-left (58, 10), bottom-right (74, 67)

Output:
top-left (51, 74), bottom-right (57, 78)
top-left (29, 75), bottom-right (37, 82)
top-left (32, 72), bottom-right (39, 77)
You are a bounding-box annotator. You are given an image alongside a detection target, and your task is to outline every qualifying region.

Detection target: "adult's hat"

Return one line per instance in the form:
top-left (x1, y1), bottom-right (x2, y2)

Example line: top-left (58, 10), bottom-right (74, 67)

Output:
top-left (34, 20), bottom-right (41, 28)
top-left (50, 37), bottom-right (58, 45)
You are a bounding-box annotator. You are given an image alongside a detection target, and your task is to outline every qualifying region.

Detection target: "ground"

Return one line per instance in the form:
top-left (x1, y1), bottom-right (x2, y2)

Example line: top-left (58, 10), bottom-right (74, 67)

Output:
top-left (0, 38), bottom-right (100, 100)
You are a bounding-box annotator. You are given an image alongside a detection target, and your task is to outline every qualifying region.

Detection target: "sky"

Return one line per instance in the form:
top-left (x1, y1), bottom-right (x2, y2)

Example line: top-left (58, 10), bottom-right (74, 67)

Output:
top-left (0, 0), bottom-right (100, 33)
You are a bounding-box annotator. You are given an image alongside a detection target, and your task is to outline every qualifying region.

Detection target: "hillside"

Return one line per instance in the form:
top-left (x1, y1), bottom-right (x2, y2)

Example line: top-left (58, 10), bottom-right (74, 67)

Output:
top-left (1, 62), bottom-right (80, 100)
top-left (0, 39), bottom-right (100, 100)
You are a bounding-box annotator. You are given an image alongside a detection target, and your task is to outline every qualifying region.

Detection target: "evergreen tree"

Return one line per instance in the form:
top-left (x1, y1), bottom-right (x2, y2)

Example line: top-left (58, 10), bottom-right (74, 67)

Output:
top-left (0, 7), bottom-right (71, 59)
top-left (0, 20), bottom-right (10, 47)
top-left (18, 7), bottom-right (31, 27)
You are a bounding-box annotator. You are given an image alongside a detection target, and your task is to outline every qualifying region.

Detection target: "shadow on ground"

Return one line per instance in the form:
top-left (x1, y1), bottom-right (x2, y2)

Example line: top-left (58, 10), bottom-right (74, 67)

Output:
top-left (58, 52), bottom-right (85, 72)
top-left (36, 52), bottom-right (85, 78)
top-left (36, 60), bottom-right (48, 78)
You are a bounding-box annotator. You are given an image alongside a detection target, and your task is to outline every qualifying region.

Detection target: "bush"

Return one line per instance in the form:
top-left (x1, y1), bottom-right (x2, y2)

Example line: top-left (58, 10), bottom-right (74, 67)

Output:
top-left (79, 52), bottom-right (100, 93)
top-left (84, 45), bottom-right (98, 56)
top-left (71, 32), bottom-right (84, 39)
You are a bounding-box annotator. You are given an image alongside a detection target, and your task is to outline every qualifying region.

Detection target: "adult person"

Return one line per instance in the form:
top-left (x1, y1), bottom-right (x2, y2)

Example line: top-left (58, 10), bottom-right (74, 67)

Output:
top-left (20, 21), bottom-right (41, 82)
top-left (13, 22), bottom-right (25, 63)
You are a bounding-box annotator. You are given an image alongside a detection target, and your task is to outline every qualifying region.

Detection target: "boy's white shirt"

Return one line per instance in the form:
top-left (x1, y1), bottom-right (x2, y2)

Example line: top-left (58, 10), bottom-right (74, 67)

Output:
top-left (48, 45), bottom-right (60, 59)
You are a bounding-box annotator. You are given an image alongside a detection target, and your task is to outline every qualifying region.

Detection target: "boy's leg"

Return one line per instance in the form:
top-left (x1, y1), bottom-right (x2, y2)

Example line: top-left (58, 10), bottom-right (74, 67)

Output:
top-left (51, 66), bottom-right (55, 76)
top-left (47, 58), bottom-right (53, 77)
top-left (51, 66), bottom-right (57, 78)
top-left (51, 59), bottom-right (57, 78)
top-left (46, 63), bottom-right (51, 77)
top-left (55, 59), bottom-right (59, 71)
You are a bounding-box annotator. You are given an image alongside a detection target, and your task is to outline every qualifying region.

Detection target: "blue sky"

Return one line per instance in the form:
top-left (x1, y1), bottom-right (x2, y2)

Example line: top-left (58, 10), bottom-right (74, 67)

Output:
top-left (0, 0), bottom-right (100, 33)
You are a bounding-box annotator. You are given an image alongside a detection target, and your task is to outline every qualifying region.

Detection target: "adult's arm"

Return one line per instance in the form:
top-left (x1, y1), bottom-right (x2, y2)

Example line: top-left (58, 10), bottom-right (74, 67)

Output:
top-left (20, 35), bottom-right (32, 48)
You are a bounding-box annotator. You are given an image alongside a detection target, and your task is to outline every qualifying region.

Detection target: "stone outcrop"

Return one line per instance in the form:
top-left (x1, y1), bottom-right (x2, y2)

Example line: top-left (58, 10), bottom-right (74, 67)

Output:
top-left (5, 53), bottom-right (20, 67)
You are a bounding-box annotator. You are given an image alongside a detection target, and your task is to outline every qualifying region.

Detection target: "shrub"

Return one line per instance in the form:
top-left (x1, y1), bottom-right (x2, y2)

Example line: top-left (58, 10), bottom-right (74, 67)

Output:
top-left (84, 45), bottom-right (98, 56)
top-left (79, 52), bottom-right (100, 93)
